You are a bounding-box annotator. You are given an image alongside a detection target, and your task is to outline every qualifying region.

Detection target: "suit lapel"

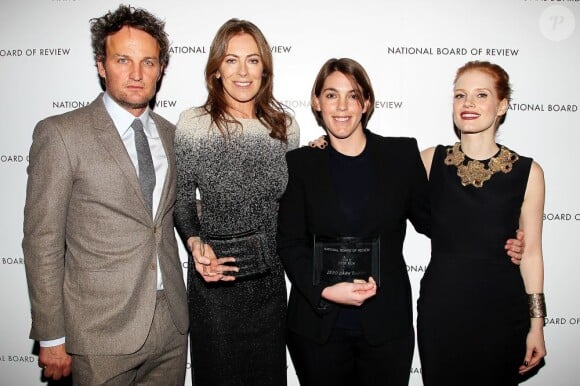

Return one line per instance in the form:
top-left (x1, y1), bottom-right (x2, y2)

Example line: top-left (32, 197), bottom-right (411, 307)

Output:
top-left (90, 96), bottom-right (150, 217)
top-left (151, 113), bottom-right (174, 224)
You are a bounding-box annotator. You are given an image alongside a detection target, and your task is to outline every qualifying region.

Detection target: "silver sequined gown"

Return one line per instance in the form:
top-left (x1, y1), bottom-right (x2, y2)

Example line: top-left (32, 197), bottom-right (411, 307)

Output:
top-left (174, 107), bottom-right (299, 386)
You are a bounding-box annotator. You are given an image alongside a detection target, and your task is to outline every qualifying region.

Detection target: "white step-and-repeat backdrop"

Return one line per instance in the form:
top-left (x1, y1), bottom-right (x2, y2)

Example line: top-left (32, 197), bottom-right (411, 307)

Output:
top-left (1, 1), bottom-right (578, 385)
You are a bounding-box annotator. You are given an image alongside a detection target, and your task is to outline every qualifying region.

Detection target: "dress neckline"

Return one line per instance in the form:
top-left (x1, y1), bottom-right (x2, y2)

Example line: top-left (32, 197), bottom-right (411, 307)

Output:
top-left (459, 144), bottom-right (502, 162)
top-left (444, 142), bottom-right (519, 188)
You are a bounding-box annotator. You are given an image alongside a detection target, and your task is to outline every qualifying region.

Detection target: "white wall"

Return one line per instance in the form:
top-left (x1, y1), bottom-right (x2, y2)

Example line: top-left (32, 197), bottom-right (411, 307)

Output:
top-left (1, 1), bottom-right (578, 385)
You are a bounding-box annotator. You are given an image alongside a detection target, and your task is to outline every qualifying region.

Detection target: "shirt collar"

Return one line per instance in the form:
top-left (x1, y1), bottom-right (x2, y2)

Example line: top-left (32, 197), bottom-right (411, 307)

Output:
top-left (103, 92), bottom-right (156, 138)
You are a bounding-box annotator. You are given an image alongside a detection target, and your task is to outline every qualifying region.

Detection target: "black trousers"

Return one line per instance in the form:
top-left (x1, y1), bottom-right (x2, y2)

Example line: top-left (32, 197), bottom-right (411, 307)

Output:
top-left (287, 328), bottom-right (414, 386)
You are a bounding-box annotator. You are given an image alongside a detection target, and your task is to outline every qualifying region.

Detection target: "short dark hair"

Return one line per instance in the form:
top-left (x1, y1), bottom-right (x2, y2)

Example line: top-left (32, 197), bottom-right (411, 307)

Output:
top-left (311, 58), bottom-right (375, 130)
top-left (90, 4), bottom-right (170, 69)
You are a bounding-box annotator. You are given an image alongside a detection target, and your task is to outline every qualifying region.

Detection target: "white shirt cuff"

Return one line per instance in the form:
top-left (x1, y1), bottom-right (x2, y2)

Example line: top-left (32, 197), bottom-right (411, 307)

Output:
top-left (39, 337), bottom-right (66, 347)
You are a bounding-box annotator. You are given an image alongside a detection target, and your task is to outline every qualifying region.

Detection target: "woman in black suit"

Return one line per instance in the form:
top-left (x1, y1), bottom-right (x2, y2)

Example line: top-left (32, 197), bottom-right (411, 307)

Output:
top-left (277, 58), bottom-right (430, 386)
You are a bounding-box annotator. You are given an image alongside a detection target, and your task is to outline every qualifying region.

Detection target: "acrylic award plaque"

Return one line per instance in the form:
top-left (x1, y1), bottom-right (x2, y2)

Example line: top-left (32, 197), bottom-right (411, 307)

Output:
top-left (313, 236), bottom-right (380, 287)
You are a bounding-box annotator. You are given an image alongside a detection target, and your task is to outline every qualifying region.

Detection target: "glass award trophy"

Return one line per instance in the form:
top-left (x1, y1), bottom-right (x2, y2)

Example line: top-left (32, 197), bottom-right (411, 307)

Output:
top-left (313, 236), bottom-right (380, 287)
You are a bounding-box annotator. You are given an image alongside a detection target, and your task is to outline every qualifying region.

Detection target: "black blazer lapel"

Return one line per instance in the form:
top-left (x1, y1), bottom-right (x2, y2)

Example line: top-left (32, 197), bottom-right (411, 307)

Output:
top-left (309, 147), bottom-right (347, 237)
top-left (360, 132), bottom-right (387, 235)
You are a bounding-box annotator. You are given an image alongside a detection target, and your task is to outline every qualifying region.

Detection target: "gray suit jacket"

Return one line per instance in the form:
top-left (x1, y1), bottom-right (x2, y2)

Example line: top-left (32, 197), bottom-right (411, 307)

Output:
top-left (23, 94), bottom-right (188, 355)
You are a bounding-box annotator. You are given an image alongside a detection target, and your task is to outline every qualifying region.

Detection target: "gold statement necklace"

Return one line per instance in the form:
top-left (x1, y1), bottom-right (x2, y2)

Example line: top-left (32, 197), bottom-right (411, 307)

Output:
top-left (444, 142), bottom-right (519, 188)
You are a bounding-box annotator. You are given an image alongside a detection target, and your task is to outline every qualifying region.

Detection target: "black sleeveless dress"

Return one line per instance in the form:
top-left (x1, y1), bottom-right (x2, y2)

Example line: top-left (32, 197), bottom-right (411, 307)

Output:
top-left (417, 144), bottom-right (532, 386)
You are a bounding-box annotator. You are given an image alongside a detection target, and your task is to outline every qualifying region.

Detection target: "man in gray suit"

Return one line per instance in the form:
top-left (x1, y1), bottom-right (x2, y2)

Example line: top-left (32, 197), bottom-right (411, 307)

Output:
top-left (23, 5), bottom-right (188, 384)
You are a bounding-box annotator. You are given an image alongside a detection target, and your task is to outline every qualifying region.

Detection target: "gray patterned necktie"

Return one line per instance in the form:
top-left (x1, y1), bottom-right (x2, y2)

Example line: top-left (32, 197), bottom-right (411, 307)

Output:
top-left (131, 118), bottom-right (156, 213)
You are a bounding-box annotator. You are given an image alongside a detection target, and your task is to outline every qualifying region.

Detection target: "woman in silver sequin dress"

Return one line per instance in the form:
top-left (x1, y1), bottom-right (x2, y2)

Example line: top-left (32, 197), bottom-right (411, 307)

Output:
top-left (174, 19), bottom-right (299, 385)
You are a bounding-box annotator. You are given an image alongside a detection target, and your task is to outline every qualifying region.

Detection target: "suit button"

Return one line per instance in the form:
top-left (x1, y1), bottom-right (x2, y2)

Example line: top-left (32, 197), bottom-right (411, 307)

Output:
top-left (153, 226), bottom-right (157, 234)
top-left (150, 263), bottom-right (157, 270)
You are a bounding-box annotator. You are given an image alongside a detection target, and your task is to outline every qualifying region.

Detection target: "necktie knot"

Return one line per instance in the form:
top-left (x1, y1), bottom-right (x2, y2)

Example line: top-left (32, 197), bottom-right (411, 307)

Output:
top-left (131, 118), bottom-right (144, 133)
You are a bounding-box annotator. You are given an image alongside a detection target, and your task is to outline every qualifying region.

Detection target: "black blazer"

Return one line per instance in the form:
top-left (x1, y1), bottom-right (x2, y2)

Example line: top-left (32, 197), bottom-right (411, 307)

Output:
top-left (277, 130), bottom-right (430, 345)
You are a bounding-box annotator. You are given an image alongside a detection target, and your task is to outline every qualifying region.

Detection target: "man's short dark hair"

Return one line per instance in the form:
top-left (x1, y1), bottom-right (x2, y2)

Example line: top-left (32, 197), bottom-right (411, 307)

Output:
top-left (90, 4), bottom-right (170, 69)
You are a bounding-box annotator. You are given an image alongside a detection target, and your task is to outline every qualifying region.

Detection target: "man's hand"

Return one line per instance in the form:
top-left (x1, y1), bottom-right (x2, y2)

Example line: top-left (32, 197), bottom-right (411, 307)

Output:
top-left (38, 344), bottom-right (72, 380)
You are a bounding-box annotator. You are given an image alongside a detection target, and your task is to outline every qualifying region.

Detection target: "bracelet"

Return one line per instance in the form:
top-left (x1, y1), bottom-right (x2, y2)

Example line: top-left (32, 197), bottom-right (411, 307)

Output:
top-left (527, 293), bottom-right (547, 318)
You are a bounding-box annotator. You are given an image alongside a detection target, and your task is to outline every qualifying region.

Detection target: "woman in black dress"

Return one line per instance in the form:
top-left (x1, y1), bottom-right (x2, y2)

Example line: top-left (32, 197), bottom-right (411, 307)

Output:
top-left (417, 61), bottom-right (547, 386)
